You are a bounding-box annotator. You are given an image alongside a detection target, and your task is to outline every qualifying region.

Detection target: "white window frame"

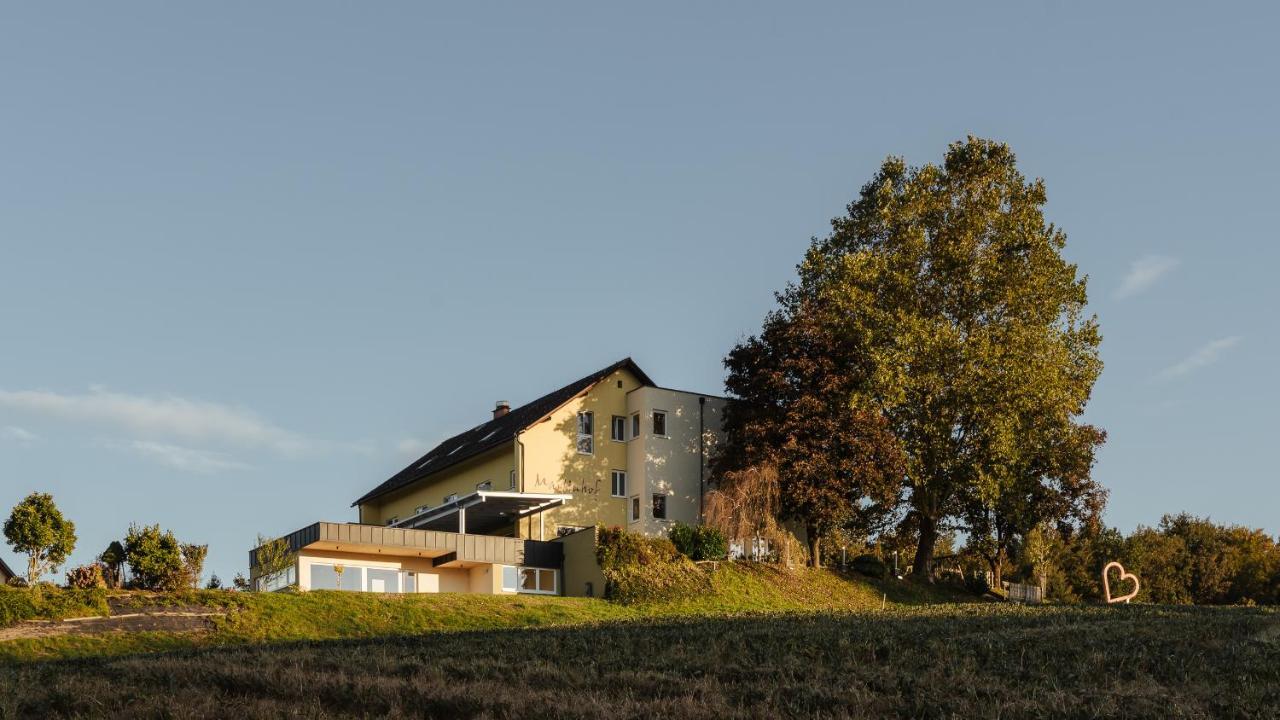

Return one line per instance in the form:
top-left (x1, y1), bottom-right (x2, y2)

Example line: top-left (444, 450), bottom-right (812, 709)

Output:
top-left (629, 495), bottom-right (641, 523)
top-left (501, 565), bottom-right (519, 592)
top-left (611, 470), bottom-right (627, 498)
top-left (611, 415), bottom-right (626, 442)
top-left (631, 412), bottom-right (641, 440)
top-left (577, 411), bottom-right (594, 455)
top-left (516, 566), bottom-right (559, 595)
top-left (652, 410), bottom-right (668, 438)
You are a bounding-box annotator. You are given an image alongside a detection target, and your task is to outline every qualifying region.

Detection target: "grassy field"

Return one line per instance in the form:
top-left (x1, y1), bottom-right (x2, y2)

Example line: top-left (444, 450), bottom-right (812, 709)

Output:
top-left (2, 565), bottom-right (1277, 718)
top-left (2, 604), bottom-right (1278, 718)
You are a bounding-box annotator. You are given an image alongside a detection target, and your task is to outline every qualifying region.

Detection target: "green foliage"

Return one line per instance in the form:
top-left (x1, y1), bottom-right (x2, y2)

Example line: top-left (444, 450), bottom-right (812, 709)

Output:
top-left (595, 526), bottom-right (710, 603)
top-left (667, 523), bottom-right (728, 561)
top-left (0, 585), bottom-right (109, 627)
top-left (850, 554), bottom-right (886, 579)
top-left (99, 541), bottom-right (126, 589)
top-left (3, 493), bottom-right (77, 584)
top-left (595, 526), bottom-right (682, 570)
top-left (181, 544), bottom-right (208, 590)
top-left (253, 534), bottom-right (296, 590)
top-left (124, 524), bottom-right (184, 591)
top-left (796, 138), bottom-right (1103, 577)
top-left (64, 563), bottom-right (106, 590)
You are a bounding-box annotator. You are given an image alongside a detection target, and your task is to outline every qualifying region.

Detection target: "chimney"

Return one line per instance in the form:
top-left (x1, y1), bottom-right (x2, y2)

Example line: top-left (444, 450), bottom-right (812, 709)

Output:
top-left (493, 400), bottom-right (510, 419)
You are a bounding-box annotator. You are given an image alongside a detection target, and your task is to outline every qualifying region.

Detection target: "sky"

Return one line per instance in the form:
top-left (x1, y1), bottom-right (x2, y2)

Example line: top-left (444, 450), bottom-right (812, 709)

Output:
top-left (1, 3), bottom-right (1277, 582)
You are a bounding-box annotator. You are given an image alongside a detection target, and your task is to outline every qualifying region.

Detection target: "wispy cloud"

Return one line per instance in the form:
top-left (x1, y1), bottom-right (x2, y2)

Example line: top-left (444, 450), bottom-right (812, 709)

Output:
top-left (396, 437), bottom-right (430, 458)
top-left (1, 426), bottom-right (38, 446)
top-left (1154, 336), bottom-right (1242, 382)
top-left (103, 440), bottom-right (252, 474)
top-left (0, 387), bottom-right (308, 455)
top-left (1116, 255), bottom-right (1179, 299)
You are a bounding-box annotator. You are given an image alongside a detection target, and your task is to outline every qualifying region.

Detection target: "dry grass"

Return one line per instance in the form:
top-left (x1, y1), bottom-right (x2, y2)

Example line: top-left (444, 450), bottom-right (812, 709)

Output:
top-left (2, 604), bottom-right (1277, 719)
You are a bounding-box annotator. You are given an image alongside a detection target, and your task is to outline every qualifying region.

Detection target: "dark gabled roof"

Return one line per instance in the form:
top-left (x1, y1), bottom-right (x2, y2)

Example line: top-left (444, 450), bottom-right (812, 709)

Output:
top-left (353, 358), bottom-right (654, 507)
top-left (0, 555), bottom-right (14, 581)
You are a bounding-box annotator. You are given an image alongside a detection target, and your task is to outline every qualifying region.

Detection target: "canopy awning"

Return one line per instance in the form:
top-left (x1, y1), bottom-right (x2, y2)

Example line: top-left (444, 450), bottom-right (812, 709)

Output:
top-left (391, 491), bottom-right (571, 535)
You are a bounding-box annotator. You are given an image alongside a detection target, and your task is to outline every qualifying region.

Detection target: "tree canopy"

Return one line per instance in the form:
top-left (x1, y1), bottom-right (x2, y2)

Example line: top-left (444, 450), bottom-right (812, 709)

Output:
top-left (718, 294), bottom-right (905, 567)
top-left (738, 137), bottom-right (1103, 578)
top-left (3, 492), bottom-right (77, 585)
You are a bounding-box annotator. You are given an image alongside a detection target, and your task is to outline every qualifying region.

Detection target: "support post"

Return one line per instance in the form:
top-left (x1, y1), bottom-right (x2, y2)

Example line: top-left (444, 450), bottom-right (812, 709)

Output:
top-left (459, 507), bottom-right (466, 535)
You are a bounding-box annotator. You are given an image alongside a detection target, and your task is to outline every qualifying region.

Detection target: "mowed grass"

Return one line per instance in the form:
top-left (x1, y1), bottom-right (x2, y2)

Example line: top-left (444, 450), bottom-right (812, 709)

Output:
top-left (0, 564), bottom-right (950, 664)
top-left (3, 604), bottom-right (1278, 719)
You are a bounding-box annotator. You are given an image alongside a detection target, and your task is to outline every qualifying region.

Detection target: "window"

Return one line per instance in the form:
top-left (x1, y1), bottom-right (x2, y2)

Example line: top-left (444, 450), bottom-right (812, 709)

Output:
top-left (476, 480), bottom-right (492, 491)
top-left (405, 572), bottom-right (416, 594)
top-left (652, 494), bottom-right (667, 520)
top-left (309, 563), bottom-right (361, 592)
top-left (366, 568), bottom-right (400, 594)
top-left (502, 565), bottom-right (519, 592)
top-left (611, 415), bottom-right (626, 442)
top-left (631, 413), bottom-right (640, 439)
top-left (630, 495), bottom-right (641, 523)
top-left (653, 410), bottom-right (667, 437)
top-left (509, 469), bottom-right (517, 489)
top-left (577, 411), bottom-right (594, 455)
top-left (518, 567), bottom-right (558, 594)
top-left (611, 470), bottom-right (627, 497)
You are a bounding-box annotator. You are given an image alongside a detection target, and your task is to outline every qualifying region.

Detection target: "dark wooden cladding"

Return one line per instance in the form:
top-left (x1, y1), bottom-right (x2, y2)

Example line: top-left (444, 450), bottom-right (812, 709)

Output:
top-left (250, 522), bottom-right (561, 570)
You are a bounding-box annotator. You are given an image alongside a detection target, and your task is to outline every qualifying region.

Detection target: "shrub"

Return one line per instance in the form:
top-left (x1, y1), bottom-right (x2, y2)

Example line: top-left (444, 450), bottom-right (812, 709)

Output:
top-left (851, 554), bottom-right (887, 579)
top-left (596, 526), bottom-right (682, 570)
top-left (0, 585), bottom-right (109, 627)
top-left (668, 523), bottom-right (729, 561)
top-left (595, 525), bottom-right (711, 603)
top-left (65, 563), bottom-right (107, 589)
top-left (124, 523), bottom-right (184, 590)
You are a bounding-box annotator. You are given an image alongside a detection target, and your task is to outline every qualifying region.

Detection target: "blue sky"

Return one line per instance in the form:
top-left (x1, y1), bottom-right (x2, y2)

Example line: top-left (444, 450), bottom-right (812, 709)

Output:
top-left (1, 3), bottom-right (1276, 582)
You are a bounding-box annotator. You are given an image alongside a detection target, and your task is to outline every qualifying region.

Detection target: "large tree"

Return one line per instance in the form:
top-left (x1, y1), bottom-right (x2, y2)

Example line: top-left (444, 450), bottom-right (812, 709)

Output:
top-left (797, 137), bottom-right (1102, 579)
top-left (3, 492), bottom-right (77, 585)
top-left (718, 296), bottom-right (905, 567)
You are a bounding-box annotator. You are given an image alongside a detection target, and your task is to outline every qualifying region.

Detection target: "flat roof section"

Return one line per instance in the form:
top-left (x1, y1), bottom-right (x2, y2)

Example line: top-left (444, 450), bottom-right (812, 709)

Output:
top-left (249, 521), bottom-right (563, 573)
top-left (392, 491), bottom-right (571, 535)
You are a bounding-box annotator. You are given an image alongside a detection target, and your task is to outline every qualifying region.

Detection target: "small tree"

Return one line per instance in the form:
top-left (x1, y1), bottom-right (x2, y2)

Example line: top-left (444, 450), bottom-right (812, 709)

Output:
top-left (253, 534), bottom-right (296, 591)
top-left (99, 541), bottom-right (126, 589)
top-left (124, 523), bottom-right (184, 590)
top-left (206, 573), bottom-right (223, 590)
top-left (181, 543), bottom-right (208, 589)
top-left (3, 492), bottom-right (77, 585)
top-left (232, 573), bottom-right (251, 591)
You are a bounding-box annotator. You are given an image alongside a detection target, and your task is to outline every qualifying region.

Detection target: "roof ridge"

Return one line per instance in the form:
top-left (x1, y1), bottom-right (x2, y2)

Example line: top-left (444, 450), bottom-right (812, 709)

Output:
top-left (351, 358), bottom-right (652, 507)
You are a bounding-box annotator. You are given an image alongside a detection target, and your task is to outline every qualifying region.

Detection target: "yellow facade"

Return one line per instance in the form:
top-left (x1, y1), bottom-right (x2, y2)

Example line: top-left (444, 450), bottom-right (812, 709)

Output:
top-left (358, 366), bottom-right (644, 539)
top-left (517, 366), bottom-right (641, 537)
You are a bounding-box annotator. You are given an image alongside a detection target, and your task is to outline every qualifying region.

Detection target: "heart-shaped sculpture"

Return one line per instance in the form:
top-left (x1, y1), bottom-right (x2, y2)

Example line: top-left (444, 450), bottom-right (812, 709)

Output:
top-left (1102, 561), bottom-right (1140, 604)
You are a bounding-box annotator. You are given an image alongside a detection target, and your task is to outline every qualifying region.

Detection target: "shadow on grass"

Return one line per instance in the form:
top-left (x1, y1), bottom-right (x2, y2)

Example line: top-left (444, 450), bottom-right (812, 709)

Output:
top-left (3, 604), bottom-right (1277, 719)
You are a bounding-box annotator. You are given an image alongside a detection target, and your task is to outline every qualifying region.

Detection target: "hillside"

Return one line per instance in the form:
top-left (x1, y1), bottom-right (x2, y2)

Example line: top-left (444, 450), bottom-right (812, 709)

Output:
top-left (0, 562), bottom-right (963, 663)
